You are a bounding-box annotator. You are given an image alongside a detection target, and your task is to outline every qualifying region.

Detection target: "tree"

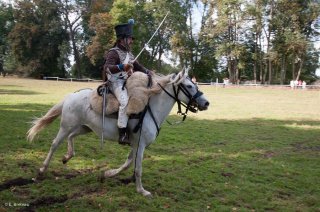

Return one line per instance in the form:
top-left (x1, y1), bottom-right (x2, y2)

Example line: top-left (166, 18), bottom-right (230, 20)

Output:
top-left (86, 13), bottom-right (114, 65)
top-left (275, 0), bottom-right (319, 81)
top-left (3, 0), bottom-right (319, 82)
top-left (0, 2), bottom-right (14, 76)
top-left (205, 0), bottom-right (248, 84)
top-left (246, 0), bottom-right (266, 83)
top-left (9, 0), bottom-right (67, 77)
top-left (54, 0), bottom-right (88, 78)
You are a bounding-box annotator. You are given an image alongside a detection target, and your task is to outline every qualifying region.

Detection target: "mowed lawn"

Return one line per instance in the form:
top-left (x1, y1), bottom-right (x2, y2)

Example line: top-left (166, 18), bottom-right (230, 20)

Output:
top-left (0, 77), bottom-right (319, 211)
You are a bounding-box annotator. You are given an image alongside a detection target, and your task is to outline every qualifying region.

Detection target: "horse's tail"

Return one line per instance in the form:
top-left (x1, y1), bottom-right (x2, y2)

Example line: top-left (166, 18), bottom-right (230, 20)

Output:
top-left (27, 99), bottom-right (64, 142)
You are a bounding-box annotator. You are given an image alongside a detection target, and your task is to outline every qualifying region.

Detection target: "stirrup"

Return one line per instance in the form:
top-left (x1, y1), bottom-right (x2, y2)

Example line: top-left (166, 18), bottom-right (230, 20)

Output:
top-left (118, 128), bottom-right (130, 145)
top-left (118, 135), bottom-right (130, 145)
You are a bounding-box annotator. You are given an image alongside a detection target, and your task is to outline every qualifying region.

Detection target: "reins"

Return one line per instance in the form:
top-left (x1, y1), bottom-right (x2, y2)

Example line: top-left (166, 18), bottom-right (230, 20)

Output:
top-left (157, 79), bottom-right (203, 124)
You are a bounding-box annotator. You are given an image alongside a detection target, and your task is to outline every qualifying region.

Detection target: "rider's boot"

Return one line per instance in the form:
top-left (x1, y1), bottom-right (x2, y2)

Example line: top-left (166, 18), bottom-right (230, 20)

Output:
top-left (118, 128), bottom-right (130, 145)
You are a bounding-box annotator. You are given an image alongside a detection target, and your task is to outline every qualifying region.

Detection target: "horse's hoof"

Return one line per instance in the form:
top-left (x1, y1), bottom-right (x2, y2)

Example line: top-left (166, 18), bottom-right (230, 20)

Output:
top-left (144, 192), bottom-right (153, 198)
top-left (33, 172), bottom-right (45, 182)
top-left (138, 189), bottom-right (152, 198)
top-left (98, 171), bottom-right (105, 183)
top-left (62, 156), bottom-right (68, 164)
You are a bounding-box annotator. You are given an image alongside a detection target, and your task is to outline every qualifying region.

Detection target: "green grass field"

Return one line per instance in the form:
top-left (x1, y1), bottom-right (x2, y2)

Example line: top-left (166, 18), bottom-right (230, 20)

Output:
top-left (0, 77), bottom-right (320, 211)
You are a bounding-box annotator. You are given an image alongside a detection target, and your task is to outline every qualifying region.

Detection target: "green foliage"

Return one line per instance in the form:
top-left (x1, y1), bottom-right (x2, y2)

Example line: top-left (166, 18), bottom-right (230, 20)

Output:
top-left (0, 0), bottom-right (319, 81)
top-left (110, 0), bottom-right (136, 25)
top-left (8, 0), bottom-right (67, 77)
top-left (86, 12), bottom-right (114, 65)
top-left (0, 3), bottom-right (14, 74)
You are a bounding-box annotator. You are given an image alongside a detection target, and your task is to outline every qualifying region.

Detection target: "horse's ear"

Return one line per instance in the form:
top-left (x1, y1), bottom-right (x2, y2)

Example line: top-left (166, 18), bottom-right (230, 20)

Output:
top-left (184, 67), bottom-right (190, 76)
top-left (181, 68), bottom-right (186, 76)
top-left (180, 67), bottom-right (190, 77)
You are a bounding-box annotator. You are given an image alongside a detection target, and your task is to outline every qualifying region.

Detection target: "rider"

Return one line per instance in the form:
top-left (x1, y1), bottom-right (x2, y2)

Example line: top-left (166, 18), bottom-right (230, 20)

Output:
top-left (103, 19), bottom-right (152, 145)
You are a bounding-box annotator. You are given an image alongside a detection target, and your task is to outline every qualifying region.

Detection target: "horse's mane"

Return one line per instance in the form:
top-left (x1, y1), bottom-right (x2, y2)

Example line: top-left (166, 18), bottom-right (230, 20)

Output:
top-left (126, 72), bottom-right (173, 95)
top-left (139, 71), bottom-right (186, 87)
top-left (125, 71), bottom-right (187, 115)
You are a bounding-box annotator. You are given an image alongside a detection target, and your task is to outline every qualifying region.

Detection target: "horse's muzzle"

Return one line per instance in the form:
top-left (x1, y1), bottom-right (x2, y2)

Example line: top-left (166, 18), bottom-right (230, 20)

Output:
top-left (198, 101), bottom-right (209, 111)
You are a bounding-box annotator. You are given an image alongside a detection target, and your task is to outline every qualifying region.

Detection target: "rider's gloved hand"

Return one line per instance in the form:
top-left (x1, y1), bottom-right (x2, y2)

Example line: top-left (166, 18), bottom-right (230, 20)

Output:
top-left (123, 63), bottom-right (133, 72)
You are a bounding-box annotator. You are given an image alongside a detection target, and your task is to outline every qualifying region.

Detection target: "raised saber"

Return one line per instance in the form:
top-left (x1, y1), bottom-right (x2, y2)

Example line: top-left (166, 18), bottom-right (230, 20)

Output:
top-left (133, 11), bottom-right (169, 62)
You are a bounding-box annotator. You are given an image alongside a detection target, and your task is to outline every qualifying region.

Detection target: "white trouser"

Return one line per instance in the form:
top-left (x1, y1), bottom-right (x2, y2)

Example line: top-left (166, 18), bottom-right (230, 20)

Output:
top-left (111, 79), bottom-right (129, 128)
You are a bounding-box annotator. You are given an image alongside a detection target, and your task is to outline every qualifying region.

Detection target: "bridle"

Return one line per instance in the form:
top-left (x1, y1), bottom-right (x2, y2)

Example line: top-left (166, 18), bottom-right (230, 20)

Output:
top-left (157, 75), bottom-right (204, 122)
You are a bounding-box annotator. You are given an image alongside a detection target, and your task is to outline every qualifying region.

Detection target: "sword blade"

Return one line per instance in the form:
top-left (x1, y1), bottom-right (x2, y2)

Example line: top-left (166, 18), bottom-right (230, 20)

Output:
top-left (133, 11), bottom-right (169, 62)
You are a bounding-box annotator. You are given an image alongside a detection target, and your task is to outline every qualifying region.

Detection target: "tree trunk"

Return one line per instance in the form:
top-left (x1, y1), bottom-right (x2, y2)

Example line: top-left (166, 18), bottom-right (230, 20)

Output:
top-left (268, 58), bottom-right (272, 84)
top-left (280, 57), bottom-right (286, 85)
top-left (263, 60), bottom-right (268, 84)
top-left (253, 33), bottom-right (258, 84)
top-left (188, 7), bottom-right (194, 73)
top-left (60, 0), bottom-right (83, 79)
top-left (259, 36), bottom-right (263, 83)
top-left (295, 58), bottom-right (303, 81)
top-left (292, 57), bottom-right (295, 80)
top-left (70, 30), bottom-right (81, 79)
top-left (253, 59), bottom-right (257, 84)
top-left (227, 58), bottom-right (233, 83)
top-left (235, 60), bottom-right (239, 84)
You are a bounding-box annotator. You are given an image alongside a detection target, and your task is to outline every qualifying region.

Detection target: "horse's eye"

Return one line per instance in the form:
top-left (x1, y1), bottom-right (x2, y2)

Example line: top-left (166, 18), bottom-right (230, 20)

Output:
top-left (187, 85), bottom-right (192, 89)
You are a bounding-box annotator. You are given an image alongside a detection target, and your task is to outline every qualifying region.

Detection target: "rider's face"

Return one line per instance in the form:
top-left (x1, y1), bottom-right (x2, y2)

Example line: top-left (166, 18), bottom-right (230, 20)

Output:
top-left (120, 37), bottom-right (133, 49)
top-left (126, 37), bottom-right (133, 47)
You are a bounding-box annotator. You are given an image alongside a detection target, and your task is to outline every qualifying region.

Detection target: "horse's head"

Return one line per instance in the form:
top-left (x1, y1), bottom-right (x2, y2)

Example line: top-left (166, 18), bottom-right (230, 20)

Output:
top-left (170, 68), bottom-right (210, 112)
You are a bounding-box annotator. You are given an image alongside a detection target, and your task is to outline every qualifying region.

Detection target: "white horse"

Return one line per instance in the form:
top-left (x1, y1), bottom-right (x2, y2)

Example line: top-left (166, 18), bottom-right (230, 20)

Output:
top-left (27, 69), bottom-right (210, 197)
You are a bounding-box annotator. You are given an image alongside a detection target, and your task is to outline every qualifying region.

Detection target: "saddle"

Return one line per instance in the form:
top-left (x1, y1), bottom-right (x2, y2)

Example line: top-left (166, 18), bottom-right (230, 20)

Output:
top-left (89, 72), bottom-right (160, 117)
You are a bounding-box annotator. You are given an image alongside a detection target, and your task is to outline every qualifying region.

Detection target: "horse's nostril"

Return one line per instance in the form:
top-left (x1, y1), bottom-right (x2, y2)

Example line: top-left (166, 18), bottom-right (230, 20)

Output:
top-left (205, 102), bottom-right (210, 106)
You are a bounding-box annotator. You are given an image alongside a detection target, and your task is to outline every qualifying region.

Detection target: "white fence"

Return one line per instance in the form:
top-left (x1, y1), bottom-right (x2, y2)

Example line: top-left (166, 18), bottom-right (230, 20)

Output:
top-left (43, 77), bottom-right (102, 82)
top-left (198, 82), bottom-right (320, 89)
top-left (43, 77), bottom-right (320, 89)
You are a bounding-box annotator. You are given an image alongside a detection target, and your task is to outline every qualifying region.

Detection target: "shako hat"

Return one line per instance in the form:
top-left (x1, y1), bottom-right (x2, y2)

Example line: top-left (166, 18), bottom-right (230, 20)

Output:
top-left (115, 19), bottom-right (135, 39)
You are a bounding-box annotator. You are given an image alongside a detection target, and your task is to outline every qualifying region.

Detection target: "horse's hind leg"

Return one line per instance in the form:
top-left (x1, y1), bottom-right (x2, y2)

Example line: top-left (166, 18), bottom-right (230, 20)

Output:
top-left (62, 126), bottom-right (91, 164)
top-left (39, 127), bottom-right (69, 174)
top-left (103, 150), bottom-right (133, 178)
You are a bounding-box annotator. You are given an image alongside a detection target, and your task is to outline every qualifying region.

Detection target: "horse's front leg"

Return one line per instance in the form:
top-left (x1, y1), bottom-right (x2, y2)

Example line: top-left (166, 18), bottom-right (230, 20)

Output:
top-left (103, 150), bottom-right (133, 178)
top-left (134, 144), bottom-right (151, 197)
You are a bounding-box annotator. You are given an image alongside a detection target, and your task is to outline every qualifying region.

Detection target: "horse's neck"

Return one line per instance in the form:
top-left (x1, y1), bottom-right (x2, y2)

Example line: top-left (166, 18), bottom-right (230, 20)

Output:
top-left (149, 83), bottom-right (176, 125)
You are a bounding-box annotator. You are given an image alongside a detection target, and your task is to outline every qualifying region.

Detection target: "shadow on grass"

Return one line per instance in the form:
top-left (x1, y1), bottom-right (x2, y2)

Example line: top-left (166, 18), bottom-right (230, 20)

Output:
top-left (0, 85), bottom-right (24, 87)
top-left (1, 103), bottom-right (320, 169)
top-left (0, 103), bottom-right (319, 210)
top-left (0, 89), bottom-right (44, 95)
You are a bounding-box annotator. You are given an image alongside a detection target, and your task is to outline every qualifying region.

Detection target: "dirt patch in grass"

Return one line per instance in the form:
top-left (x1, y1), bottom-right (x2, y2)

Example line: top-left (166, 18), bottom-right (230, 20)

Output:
top-left (221, 172), bottom-right (234, 177)
top-left (17, 195), bottom-right (69, 212)
top-left (292, 143), bottom-right (320, 152)
top-left (0, 177), bottom-right (34, 191)
top-left (262, 151), bottom-right (276, 158)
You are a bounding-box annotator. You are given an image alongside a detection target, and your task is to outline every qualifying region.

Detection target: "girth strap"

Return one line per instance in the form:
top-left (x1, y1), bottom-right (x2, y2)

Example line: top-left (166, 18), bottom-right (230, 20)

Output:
top-left (133, 104), bottom-right (160, 136)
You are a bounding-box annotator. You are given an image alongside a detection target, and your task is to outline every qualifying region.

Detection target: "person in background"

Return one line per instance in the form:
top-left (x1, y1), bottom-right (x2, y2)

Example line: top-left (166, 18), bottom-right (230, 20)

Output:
top-left (192, 76), bottom-right (197, 84)
top-left (290, 80), bottom-right (294, 89)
